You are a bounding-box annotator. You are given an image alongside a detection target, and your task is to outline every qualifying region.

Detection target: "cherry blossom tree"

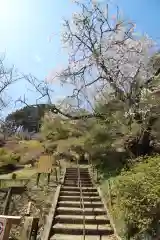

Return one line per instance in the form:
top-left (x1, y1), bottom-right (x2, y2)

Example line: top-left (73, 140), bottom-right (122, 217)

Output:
top-left (48, 0), bottom-right (155, 118)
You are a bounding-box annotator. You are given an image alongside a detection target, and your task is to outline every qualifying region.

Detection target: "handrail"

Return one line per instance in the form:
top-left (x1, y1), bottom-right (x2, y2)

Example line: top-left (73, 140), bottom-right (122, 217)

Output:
top-left (77, 159), bottom-right (85, 240)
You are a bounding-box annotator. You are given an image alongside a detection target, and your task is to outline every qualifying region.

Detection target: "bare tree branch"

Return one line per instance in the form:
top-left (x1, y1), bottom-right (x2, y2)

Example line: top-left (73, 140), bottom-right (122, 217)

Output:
top-left (54, 0), bottom-right (155, 121)
top-left (17, 1), bottom-right (155, 122)
top-left (23, 74), bottom-right (53, 104)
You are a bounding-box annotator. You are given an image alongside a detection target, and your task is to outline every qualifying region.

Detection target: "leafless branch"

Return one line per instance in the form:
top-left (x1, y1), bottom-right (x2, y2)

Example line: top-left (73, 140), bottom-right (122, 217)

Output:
top-left (17, 1), bottom-right (155, 121)
top-left (52, 0), bottom-right (154, 116)
top-left (23, 74), bottom-right (53, 104)
top-left (0, 58), bottom-right (22, 111)
top-left (15, 95), bottom-right (31, 107)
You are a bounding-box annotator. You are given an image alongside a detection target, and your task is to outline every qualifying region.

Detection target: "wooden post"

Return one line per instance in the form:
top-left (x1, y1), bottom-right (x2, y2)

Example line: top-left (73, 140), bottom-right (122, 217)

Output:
top-left (3, 188), bottom-right (12, 215)
top-left (96, 168), bottom-right (98, 183)
top-left (31, 218), bottom-right (39, 240)
top-left (90, 157), bottom-right (94, 180)
top-left (36, 173), bottom-right (41, 186)
top-left (57, 159), bottom-right (61, 173)
top-left (54, 168), bottom-right (58, 183)
top-left (108, 179), bottom-right (112, 207)
top-left (0, 216), bottom-right (21, 240)
top-left (58, 166), bottom-right (61, 183)
top-left (20, 217), bottom-right (39, 240)
top-left (59, 161), bottom-right (61, 172)
top-left (26, 202), bottom-right (32, 216)
top-left (47, 173), bottom-right (51, 185)
top-left (87, 155), bottom-right (89, 165)
top-left (0, 218), bottom-right (10, 240)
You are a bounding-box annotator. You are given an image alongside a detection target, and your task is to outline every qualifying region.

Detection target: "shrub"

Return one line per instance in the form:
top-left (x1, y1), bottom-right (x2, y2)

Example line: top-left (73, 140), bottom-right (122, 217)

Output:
top-left (21, 140), bottom-right (42, 148)
top-left (55, 151), bottom-right (74, 162)
top-left (12, 173), bottom-right (17, 180)
top-left (41, 114), bottom-right (70, 141)
top-left (0, 148), bottom-right (21, 164)
top-left (43, 141), bottom-right (57, 154)
top-left (9, 153), bottom-right (21, 163)
top-left (0, 154), bottom-right (10, 163)
top-left (0, 148), bottom-right (10, 164)
top-left (0, 148), bottom-right (7, 155)
top-left (111, 156), bottom-right (160, 239)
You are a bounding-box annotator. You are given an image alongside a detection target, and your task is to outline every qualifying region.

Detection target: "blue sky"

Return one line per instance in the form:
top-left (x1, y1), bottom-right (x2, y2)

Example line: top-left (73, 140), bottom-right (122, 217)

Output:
top-left (117, 0), bottom-right (160, 41)
top-left (0, 0), bottom-right (160, 116)
top-left (0, 0), bottom-right (77, 116)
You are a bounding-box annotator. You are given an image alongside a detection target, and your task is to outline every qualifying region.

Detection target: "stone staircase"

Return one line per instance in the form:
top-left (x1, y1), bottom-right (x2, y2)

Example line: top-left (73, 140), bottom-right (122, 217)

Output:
top-left (50, 167), bottom-right (115, 240)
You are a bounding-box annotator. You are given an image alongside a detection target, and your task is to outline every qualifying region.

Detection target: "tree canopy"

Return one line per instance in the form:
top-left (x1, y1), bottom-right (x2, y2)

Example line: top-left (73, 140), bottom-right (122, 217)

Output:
top-left (5, 104), bottom-right (50, 132)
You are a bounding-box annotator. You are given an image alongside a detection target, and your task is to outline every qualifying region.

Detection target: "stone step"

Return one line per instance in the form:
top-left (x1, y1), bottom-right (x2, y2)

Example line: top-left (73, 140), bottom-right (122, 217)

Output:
top-left (60, 191), bottom-right (99, 197)
top-left (51, 234), bottom-right (116, 240)
top-left (66, 171), bottom-right (90, 176)
top-left (65, 174), bottom-right (91, 179)
top-left (59, 196), bottom-right (101, 202)
top-left (65, 173), bottom-right (89, 176)
top-left (64, 180), bottom-right (92, 183)
top-left (61, 187), bottom-right (97, 192)
top-left (66, 168), bottom-right (89, 170)
top-left (64, 178), bottom-right (92, 183)
top-left (54, 215), bottom-right (109, 225)
top-left (64, 183), bottom-right (93, 187)
top-left (52, 223), bottom-right (113, 235)
top-left (65, 174), bottom-right (91, 178)
top-left (58, 201), bottom-right (103, 208)
top-left (42, 167), bottom-right (115, 240)
top-left (66, 169), bottom-right (89, 172)
top-left (66, 170), bottom-right (89, 173)
top-left (64, 181), bottom-right (93, 184)
top-left (66, 168), bottom-right (88, 170)
top-left (56, 207), bottom-right (106, 216)
top-left (65, 177), bottom-right (91, 180)
top-left (64, 179), bottom-right (92, 182)
top-left (64, 182), bottom-right (92, 186)
top-left (68, 171), bottom-right (89, 172)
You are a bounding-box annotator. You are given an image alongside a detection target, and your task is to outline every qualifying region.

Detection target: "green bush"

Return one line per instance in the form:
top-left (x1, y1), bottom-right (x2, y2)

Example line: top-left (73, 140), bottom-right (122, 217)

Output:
top-left (111, 156), bottom-right (160, 239)
top-left (54, 151), bottom-right (74, 161)
top-left (0, 148), bottom-right (10, 164)
top-left (43, 141), bottom-right (57, 154)
top-left (0, 148), bottom-right (7, 155)
top-left (41, 115), bottom-right (70, 141)
top-left (0, 154), bottom-right (10, 163)
top-left (9, 153), bottom-right (21, 163)
top-left (0, 148), bottom-right (21, 164)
